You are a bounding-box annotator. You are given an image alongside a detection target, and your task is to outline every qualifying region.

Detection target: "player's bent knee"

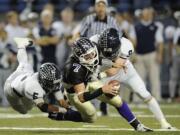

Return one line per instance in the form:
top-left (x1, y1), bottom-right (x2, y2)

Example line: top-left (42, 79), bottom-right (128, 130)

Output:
top-left (144, 96), bottom-right (153, 103)
top-left (136, 89), bottom-right (152, 102)
top-left (12, 105), bottom-right (28, 114)
top-left (82, 112), bottom-right (97, 123)
top-left (106, 95), bottom-right (122, 107)
top-left (18, 109), bottom-right (28, 114)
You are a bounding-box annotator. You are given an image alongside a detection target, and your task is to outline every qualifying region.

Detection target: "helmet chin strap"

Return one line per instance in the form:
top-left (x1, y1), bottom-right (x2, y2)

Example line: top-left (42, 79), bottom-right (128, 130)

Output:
top-left (81, 60), bottom-right (99, 72)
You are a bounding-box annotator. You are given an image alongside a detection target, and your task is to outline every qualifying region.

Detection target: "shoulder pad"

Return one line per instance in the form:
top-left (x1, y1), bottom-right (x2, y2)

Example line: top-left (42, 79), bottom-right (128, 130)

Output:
top-left (119, 37), bottom-right (134, 58)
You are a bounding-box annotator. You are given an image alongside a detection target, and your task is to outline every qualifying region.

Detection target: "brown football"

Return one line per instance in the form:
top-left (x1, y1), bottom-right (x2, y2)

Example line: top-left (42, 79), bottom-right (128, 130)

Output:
top-left (105, 80), bottom-right (120, 98)
top-left (108, 80), bottom-right (120, 86)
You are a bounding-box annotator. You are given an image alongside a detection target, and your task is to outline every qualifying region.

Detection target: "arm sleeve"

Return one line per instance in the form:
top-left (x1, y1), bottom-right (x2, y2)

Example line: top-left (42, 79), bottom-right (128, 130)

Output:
top-left (53, 84), bottom-right (64, 100)
top-left (82, 88), bottom-right (103, 102)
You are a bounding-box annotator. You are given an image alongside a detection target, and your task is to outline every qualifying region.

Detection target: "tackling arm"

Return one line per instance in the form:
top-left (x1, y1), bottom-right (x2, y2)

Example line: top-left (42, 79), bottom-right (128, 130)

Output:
top-left (36, 102), bottom-right (67, 113)
top-left (74, 83), bottom-right (118, 103)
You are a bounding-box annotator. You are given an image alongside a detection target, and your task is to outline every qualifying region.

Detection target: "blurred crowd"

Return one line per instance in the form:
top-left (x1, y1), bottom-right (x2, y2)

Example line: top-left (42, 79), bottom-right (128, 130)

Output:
top-left (0, 0), bottom-right (180, 107)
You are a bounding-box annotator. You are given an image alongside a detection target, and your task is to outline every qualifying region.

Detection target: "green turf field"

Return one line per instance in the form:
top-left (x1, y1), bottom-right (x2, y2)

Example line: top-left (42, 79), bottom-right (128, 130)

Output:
top-left (0, 103), bottom-right (179, 135)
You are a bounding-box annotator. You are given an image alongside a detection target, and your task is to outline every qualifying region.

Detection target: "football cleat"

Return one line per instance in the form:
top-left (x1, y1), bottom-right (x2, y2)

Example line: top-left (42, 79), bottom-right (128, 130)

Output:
top-left (161, 122), bottom-right (177, 131)
top-left (136, 124), bottom-right (153, 132)
top-left (14, 37), bottom-right (33, 48)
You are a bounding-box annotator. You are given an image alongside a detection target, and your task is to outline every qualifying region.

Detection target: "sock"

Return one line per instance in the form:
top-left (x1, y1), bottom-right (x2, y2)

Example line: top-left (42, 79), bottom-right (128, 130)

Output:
top-left (116, 101), bottom-right (140, 129)
top-left (129, 119), bottom-right (141, 130)
top-left (100, 102), bottom-right (107, 115)
top-left (48, 109), bottom-right (83, 122)
top-left (116, 101), bottom-right (136, 123)
top-left (147, 97), bottom-right (166, 125)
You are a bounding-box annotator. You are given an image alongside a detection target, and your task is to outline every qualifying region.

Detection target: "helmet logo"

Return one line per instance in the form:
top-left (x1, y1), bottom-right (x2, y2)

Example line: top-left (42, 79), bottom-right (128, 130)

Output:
top-left (109, 36), bottom-right (117, 41)
top-left (104, 48), bottom-right (112, 52)
top-left (128, 50), bottom-right (133, 56)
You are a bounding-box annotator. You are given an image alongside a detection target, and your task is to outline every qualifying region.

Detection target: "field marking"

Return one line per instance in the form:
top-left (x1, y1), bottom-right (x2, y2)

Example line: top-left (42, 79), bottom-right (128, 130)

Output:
top-left (129, 104), bottom-right (180, 109)
top-left (109, 113), bottom-right (180, 118)
top-left (0, 104), bottom-right (179, 112)
top-left (0, 113), bottom-right (180, 119)
top-left (0, 127), bottom-right (179, 132)
top-left (0, 113), bottom-right (47, 119)
top-left (82, 125), bottom-right (108, 128)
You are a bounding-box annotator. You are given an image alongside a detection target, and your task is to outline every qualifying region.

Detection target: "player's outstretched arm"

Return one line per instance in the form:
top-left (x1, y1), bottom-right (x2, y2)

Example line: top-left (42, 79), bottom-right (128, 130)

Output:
top-left (74, 82), bottom-right (118, 103)
top-left (36, 101), bottom-right (67, 113)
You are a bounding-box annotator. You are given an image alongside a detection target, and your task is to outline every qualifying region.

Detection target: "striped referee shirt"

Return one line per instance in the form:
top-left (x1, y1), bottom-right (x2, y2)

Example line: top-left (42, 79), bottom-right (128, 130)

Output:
top-left (80, 13), bottom-right (122, 38)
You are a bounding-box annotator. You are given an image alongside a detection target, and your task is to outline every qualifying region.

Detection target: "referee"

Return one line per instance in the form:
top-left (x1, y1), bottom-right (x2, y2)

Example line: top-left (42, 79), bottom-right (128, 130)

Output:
top-left (79, 0), bottom-right (122, 38)
top-left (77, 0), bottom-right (122, 115)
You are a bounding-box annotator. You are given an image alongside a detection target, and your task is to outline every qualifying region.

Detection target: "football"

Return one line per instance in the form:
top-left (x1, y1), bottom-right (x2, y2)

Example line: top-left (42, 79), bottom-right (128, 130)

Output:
top-left (105, 80), bottom-right (120, 98)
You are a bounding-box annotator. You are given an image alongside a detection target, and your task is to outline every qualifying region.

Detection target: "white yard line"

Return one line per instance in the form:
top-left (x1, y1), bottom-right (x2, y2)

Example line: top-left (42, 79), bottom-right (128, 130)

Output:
top-left (129, 104), bottom-right (180, 109)
top-left (82, 125), bottom-right (108, 128)
top-left (0, 127), bottom-right (179, 132)
top-left (0, 113), bottom-right (47, 119)
top-left (109, 113), bottom-right (180, 118)
top-left (0, 113), bottom-right (180, 119)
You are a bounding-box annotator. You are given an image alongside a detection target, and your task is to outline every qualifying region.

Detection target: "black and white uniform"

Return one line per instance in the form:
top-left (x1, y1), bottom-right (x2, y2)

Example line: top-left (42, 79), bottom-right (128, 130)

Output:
top-left (4, 59), bottom-right (64, 114)
top-left (90, 35), bottom-right (151, 100)
top-left (80, 14), bottom-right (122, 38)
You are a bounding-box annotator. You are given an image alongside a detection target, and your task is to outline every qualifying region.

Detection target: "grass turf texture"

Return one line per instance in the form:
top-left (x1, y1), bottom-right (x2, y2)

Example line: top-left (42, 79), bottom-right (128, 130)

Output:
top-left (0, 103), bottom-right (179, 135)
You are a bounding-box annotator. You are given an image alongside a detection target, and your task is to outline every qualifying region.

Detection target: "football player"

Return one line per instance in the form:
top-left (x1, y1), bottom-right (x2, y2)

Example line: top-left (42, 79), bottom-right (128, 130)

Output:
top-left (89, 28), bottom-right (175, 130)
top-left (4, 37), bottom-right (72, 115)
top-left (50, 37), bottom-right (152, 132)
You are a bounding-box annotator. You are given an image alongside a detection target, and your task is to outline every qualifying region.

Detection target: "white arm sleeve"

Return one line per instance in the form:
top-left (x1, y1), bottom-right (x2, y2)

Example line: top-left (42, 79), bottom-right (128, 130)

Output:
top-left (54, 90), bottom-right (64, 101)
top-left (90, 34), bottom-right (100, 44)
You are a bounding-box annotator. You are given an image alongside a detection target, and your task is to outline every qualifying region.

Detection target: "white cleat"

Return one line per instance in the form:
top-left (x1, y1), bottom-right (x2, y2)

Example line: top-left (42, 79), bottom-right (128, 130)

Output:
top-left (161, 122), bottom-right (177, 131)
top-left (14, 37), bottom-right (33, 48)
top-left (136, 124), bottom-right (153, 132)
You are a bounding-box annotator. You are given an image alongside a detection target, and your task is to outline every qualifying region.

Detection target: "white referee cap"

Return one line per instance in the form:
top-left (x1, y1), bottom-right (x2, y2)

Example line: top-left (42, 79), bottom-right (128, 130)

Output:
top-left (95, 0), bottom-right (108, 6)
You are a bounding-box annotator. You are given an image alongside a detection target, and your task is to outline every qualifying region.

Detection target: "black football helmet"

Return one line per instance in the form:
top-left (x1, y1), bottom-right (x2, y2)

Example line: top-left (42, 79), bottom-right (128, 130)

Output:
top-left (98, 28), bottom-right (121, 60)
top-left (38, 63), bottom-right (62, 93)
top-left (72, 37), bottom-right (99, 70)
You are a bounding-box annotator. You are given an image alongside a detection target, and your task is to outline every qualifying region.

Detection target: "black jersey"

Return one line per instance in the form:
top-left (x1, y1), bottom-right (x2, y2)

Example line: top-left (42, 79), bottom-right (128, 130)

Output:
top-left (63, 57), bottom-right (92, 92)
